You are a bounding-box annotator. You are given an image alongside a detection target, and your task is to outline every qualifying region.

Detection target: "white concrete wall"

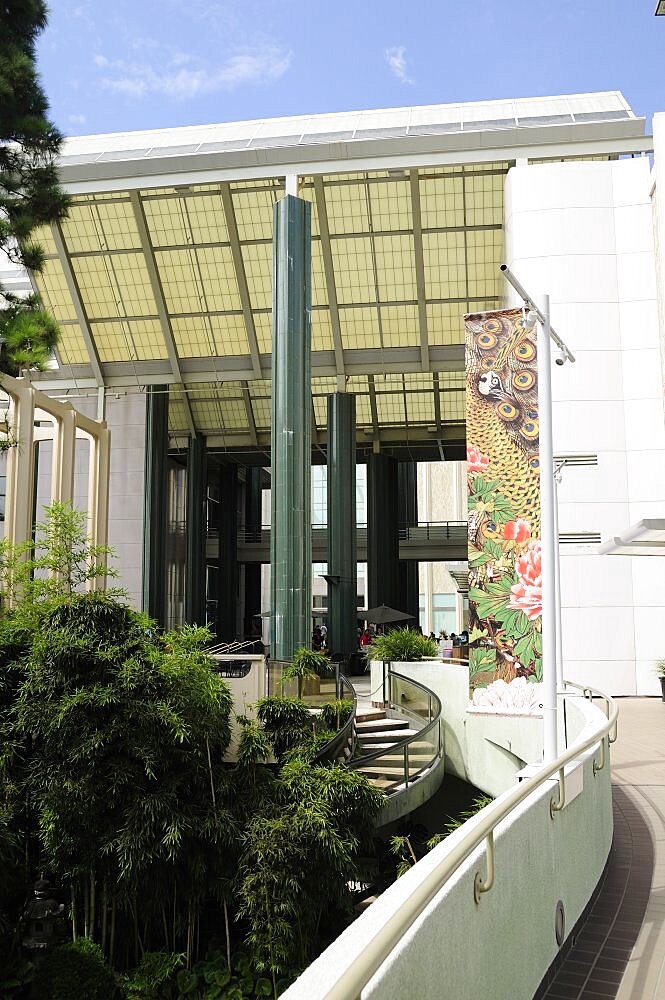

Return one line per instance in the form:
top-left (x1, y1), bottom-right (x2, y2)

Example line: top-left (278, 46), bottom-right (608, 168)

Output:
top-left (283, 690), bottom-right (612, 1000)
top-left (371, 659), bottom-right (542, 797)
top-left (505, 157), bottom-right (664, 695)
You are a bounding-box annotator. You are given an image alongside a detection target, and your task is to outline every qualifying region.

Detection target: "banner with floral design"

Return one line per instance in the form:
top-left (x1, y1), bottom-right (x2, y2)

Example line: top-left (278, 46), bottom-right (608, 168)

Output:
top-left (465, 308), bottom-right (542, 696)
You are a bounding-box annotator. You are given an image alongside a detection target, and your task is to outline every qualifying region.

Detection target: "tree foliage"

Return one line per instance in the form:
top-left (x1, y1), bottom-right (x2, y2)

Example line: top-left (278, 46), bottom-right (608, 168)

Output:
top-left (32, 938), bottom-right (120, 1000)
top-left (0, 502), bottom-right (386, 994)
top-left (0, 0), bottom-right (69, 372)
top-left (367, 627), bottom-right (437, 663)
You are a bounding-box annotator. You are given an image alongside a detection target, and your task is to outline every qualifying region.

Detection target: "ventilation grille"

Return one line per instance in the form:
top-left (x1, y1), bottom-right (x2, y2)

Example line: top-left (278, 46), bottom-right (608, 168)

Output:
top-left (559, 532), bottom-right (602, 545)
top-left (554, 453), bottom-right (598, 467)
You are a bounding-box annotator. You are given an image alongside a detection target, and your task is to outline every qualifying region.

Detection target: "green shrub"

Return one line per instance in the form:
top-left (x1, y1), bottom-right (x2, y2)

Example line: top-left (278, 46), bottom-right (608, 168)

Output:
top-left (255, 696), bottom-right (313, 759)
top-left (280, 647), bottom-right (332, 697)
top-left (32, 938), bottom-right (120, 1000)
top-left (174, 949), bottom-right (275, 999)
top-left (282, 729), bottom-right (337, 764)
top-left (367, 628), bottom-right (437, 663)
top-left (318, 699), bottom-right (354, 732)
top-left (124, 951), bottom-right (185, 999)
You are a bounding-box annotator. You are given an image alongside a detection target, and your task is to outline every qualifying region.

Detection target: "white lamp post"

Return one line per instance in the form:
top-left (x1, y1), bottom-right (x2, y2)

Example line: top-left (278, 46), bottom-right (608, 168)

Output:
top-left (553, 460), bottom-right (568, 693)
top-left (499, 266), bottom-right (575, 761)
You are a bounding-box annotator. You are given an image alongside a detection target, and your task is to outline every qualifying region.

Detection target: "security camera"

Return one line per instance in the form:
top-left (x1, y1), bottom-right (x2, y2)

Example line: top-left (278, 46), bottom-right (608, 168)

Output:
top-left (554, 351), bottom-right (566, 366)
top-left (524, 309), bottom-right (538, 332)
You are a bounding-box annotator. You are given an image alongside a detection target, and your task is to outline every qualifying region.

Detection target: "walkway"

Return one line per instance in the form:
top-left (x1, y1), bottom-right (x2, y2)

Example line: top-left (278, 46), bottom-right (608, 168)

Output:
top-left (539, 697), bottom-right (665, 1000)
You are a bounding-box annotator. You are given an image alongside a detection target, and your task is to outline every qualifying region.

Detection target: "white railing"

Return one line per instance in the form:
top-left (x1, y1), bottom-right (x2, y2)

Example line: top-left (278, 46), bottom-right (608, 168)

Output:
top-left (283, 679), bottom-right (618, 1000)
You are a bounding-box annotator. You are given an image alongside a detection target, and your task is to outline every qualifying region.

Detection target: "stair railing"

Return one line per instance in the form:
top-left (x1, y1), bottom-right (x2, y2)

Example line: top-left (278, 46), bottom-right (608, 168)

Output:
top-left (285, 680), bottom-right (618, 1000)
top-left (311, 673), bottom-right (358, 765)
top-left (208, 638), bottom-right (263, 655)
top-left (346, 667), bottom-right (442, 793)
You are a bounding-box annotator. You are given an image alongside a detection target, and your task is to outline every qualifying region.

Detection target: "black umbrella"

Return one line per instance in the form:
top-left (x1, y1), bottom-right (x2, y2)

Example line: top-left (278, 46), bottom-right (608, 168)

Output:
top-left (361, 604), bottom-right (415, 625)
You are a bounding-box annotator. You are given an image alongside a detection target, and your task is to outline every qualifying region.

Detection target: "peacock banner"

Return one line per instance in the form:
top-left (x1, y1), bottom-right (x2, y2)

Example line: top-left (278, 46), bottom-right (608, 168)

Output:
top-left (465, 308), bottom-right (542, 698)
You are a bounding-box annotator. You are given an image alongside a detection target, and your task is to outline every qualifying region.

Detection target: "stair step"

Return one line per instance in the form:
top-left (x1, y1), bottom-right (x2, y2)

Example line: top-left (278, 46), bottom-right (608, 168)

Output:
top-left (356, 718), bottom-right (411, 732)
top-left (359, 764), bottom-right (429, 778)
top-left (364, 776), bottom-right (400, 790)
top-left (358, 743), bottom-right (432, 756)
top-left (357, 728), bottom-right (420, 743)
top-left (355, 709), bottom-right (386, 724)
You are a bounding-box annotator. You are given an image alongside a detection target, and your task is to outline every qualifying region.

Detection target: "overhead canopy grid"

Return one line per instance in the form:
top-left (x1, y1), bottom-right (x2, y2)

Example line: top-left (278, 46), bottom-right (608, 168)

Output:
top-left (29, 91), bottom-right (649, 455)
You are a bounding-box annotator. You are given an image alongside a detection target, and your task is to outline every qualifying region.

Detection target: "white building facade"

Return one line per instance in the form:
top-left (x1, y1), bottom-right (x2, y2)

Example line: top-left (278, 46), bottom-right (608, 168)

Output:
top-left (505, 152), bottom-right (664, 695)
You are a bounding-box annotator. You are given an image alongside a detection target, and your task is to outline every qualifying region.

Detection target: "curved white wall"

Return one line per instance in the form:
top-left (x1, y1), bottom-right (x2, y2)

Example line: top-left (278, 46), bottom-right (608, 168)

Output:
top-left (283, 692), bottom-right (612, 1000)
top-left (505, 157), bottom-right (664, 695)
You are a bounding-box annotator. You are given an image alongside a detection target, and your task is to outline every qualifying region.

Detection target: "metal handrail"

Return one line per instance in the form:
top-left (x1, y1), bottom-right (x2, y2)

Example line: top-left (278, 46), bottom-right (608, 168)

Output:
top-left (347, 668), bottom-right (442, 788)
top-left (311, 673), bottom-right (358, 765)
top-left (233, 520), bottom-right (468, 544)
top-left (209, 638), bottom-right (262, 654)
top-left (320, 680), bottom-right (618, 1000)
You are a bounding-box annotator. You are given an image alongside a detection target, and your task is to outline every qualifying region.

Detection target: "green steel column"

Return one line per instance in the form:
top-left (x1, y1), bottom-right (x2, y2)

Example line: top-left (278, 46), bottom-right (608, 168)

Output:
top-left (217, 465), bottom-right (238, 641)
top-left (367, 453), bottom-right (400, 610)
top-left (243, 467), bottom-right (263, 635)
top-left (185, 433), bottom-right (206, 624)
top-left (327, 392), bottom-right (357, 656)
top-left (270, 194), bottom-right (312, 661)
top-left (142, 385), bottom-right (169, 625)
top-left (398, 461), bottom-right (420, 623)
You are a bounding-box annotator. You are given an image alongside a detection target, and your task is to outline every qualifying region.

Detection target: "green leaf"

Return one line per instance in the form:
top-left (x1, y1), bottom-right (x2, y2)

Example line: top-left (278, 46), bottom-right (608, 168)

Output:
top-left (513, 630), bottom-right (542, 668)
top-left (177, 969), bottom-right (199, 994)
top-left (493, 607), bottom-right (531, 639)
top-left (470, 476), bottom-right (500, 499)
top-left (484, 539), bottom-right (503, 559)
top-left (485, 576), bottom-right (515, 597)
top-left (255, 979), bottom-right (273, 997)
top-left (469, 588), bottom-right (506, 621)
top-left (469, 647), bottom-right (496, 676)
top-left (468, 626), bottom-right (488, 643)
top-left (469, 551), bottom-right (491, 567)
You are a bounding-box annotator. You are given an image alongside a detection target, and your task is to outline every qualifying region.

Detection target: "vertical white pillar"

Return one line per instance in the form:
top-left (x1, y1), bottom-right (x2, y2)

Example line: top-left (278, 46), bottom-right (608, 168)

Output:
top-left (538, 295), bottom-right (558, 761)
top-left (6, 382), bottom-right (35, 548)
top-left (52, 409), bottom-right (76, 505)
top-left (553, 470), bottom-right (565, 692)
top-left (86, 425), bottom-right (110, 590)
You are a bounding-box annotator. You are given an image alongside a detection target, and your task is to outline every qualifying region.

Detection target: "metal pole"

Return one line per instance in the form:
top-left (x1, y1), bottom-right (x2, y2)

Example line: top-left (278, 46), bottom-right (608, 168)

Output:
top-left (553, 468), bottom-right (565, 692)
top-left (538, 295), bottom-right (558, 761)
top-left (500, 264), bottom-right (575, 363)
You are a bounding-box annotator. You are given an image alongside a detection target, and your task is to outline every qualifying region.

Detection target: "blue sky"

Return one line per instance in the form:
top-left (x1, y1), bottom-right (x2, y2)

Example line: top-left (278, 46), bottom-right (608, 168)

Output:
top-left (38, 0), bottom-right (665, 137)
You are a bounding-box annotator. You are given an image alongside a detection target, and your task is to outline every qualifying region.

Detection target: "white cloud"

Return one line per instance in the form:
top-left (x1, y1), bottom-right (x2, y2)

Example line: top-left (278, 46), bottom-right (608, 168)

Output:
top-left (385, 46), bottom-right (414, 85)
top-left (68, 113), bottom-right (87, 126)
top-left (95, 44), bottom-right (291, 101)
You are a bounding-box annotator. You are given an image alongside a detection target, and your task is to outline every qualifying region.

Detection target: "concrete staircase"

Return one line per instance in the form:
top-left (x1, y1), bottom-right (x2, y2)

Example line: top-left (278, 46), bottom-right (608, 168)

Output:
top-left (355, 707), bottom-right (431, 790)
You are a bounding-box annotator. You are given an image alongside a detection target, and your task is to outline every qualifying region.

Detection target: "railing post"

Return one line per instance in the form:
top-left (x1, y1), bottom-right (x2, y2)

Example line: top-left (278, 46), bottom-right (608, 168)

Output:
top-left (593, 735), bottom-right (607, 776)
top-left (550, 766), bottom-right (566, 819)
top-left (473, 831), bottom-right (495, 904)
top-left (404, 744), bottom-right (409, 787)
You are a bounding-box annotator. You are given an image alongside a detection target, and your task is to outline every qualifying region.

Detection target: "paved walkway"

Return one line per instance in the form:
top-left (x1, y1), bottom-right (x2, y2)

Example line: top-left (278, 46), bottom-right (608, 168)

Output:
top-left (540, 697), bottom-right (665, 1000)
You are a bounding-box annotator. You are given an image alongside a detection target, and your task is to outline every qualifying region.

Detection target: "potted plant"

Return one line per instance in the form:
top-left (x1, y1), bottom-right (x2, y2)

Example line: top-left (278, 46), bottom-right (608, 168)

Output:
top-left (282, 646), bottom-right (332, 698)
top-left (656, 659), bottom-right (665, 702)
top-left (367, 627), bottom-right (437, 664)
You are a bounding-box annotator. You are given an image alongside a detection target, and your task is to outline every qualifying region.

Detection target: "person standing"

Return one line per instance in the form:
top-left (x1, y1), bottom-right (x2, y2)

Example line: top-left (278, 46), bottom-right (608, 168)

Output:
top-left (359, 628), bottom-right (372, 649)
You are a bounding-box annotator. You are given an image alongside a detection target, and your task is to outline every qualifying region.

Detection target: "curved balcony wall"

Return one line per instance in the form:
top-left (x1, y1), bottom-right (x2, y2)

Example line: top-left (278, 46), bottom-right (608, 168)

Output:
top-left (283, 687), bottom-right (613, 1000)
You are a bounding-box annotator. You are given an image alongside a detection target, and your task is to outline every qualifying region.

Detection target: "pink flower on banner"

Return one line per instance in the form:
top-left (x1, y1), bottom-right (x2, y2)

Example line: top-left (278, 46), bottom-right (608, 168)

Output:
top-left (508, 540), bottom-right (542, 621)
top-left (503, 518), bottom-right (531, 544)
top-left (467, 444), bottom-right (490, 476)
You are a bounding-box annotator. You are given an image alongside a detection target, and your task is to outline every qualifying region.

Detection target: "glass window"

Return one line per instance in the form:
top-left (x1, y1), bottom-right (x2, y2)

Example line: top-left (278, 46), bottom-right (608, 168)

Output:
top-left (432, 593), bottom-right (456, 635)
